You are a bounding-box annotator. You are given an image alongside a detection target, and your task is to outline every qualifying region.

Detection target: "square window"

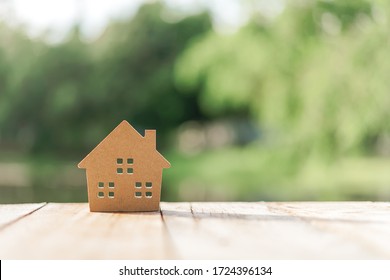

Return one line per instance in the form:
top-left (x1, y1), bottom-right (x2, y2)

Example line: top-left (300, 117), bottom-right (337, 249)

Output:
top-left (98, 182), bottom-right (104, 188)
top-left (108, 192), bottom-right (114, 198)
top-left (135, 182), bottom-right (142, 188)
top-left (98, 192), bottom-right (104, 198)
top-left (127, 168), bottom-right (133, 174)
top-left (145, 182), bottom-right (152, 188)
top-left (117, 158), bottom-right (123, 164)
top-left (117, 168), bottom-right (123, 174)
top-left (108, 182), bottom-right (115, 188)
top-left (135, 192), bottom-right (142, 198)
top-left (127, 158), bottom-right (134, 164)
top-left (145, 192), bottom-right (152, 198)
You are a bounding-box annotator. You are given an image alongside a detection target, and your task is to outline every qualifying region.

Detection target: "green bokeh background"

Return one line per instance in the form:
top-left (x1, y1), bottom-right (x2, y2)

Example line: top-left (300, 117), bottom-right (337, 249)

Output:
top-left (1, 0), bottom-right (390, 203)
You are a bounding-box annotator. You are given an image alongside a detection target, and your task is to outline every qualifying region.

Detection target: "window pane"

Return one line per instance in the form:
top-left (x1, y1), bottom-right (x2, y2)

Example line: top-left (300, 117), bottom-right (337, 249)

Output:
top-left (135, 192), bottom-right (142, 198)
top-left (98, 192), bottom-right (104, 198)
top-left (108, 182), bottom-right (114, 188)
top-left (98, 182), bottom-right (104, 188)
top-left (117, 168), bottom-right (123, 174)
top-left (135, 182), bottom-right (142, 188)
top-left (127, 168), bottom-right (133, 174)
top-left (145, 192), bottom-right (152, 198)
top-left (145, 182), bottom-right (152, 188)
top-left (127, 158), bottom-right (134, 164)
top-left (108, 192), bottom-right (114, 198)
top-left (117, 158), bottom-right (123, 164)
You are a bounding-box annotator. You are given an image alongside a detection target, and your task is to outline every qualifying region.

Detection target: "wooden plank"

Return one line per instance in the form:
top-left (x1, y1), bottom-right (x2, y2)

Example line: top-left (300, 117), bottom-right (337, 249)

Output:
top-left (266, 202), bottom-right (390, 223)
top-left (0, 203), bottom-right (176, 259)
top-left (267, 202), bottom-right (390, 258)
top-left (1, 202), bottom-right (389, 259)
top-left (162, 202), bottom-right (279, 259)
top-left (161, 202), bottom-right (390, 259)
top-left (0, 203), bottom-right (47, 230)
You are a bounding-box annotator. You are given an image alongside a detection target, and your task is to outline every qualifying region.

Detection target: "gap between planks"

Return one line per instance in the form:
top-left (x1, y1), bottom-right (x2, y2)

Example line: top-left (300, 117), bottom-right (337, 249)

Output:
top-left (0, 203), bottom-right (177, 259)
top-left (0, 202), bottom-right (48, 231)
top-left (160, 202), bottom-right (390, 259)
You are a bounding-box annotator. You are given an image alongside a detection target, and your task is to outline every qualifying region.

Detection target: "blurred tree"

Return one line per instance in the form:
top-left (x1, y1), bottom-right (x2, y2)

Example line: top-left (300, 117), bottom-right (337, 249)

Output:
top-left (1, 26), bottom-right (92, 154)
top-left (175, 0), bottom-right (390, 159)
top-left (0, 23), bottom-right (46, 150)
top-left (0, 49), bottom-right (9, 139)
top-left (2, 0), bottom-right (390, 159)
top-left (82, 3), bottom-right (212, 149)
top-left (0, 3), bottom-right (212, 156)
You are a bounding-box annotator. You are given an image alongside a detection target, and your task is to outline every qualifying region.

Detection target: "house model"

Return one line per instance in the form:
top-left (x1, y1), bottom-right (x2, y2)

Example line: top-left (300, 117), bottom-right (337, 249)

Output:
top-left (78, 120), bottom-right (170, 212)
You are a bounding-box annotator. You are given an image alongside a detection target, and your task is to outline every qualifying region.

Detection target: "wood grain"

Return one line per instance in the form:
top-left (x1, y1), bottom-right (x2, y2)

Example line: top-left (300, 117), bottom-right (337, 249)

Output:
top-left (0, 203), bottom-right (46, 230)
top-left (161, 202), bottom-right (390, 259)
top-left (0, 203), bottom-right (175, 259)
top-left (0, 202), bottom-right (389, 259)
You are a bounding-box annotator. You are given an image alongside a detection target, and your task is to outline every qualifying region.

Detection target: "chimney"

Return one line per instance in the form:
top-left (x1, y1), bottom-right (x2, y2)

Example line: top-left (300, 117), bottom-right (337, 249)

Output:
top-left (145, 130), bottom-right (156, 149)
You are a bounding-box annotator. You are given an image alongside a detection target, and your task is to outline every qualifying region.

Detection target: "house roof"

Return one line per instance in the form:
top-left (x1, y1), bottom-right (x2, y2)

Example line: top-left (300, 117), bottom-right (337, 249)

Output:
top-left (78, 120), bottom-right (170, 169)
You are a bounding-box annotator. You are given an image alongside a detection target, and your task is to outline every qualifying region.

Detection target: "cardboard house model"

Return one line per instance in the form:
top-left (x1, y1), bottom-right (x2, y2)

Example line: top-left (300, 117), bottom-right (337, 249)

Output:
top-left (78, 120), bottom-right (170, 212)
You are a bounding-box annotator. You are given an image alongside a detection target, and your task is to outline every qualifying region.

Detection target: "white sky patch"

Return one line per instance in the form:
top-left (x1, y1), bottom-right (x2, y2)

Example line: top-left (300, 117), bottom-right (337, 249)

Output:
top-left (0, 0), bottom-right (285, 41)
top-left (163, 0), bottom-right (250, 34)
top-left (4, 0), bottom-right (147, 41)
top-left (10, 0), bottom-right (80, 38)
top-left (81, 0), bottom-right (148, 38)
top-left (207, 0), bottom-right (248, 34)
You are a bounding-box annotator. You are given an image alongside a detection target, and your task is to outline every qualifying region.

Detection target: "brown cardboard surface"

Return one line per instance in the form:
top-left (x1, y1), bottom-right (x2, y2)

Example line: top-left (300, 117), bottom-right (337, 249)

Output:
top-left (78, 121), bottom-right (170, 212)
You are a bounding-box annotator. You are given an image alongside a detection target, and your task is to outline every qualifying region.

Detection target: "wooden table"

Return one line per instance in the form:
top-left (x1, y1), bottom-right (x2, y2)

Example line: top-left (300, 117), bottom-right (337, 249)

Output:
top-left (0, 202), bottom-right (389, 259)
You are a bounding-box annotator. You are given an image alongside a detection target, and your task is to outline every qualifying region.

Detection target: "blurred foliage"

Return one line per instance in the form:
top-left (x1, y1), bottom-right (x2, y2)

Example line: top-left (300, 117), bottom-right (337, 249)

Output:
top-left (0, 3), bottom-right (211, 155)
top-left (1, 0), bottom-right (390, 202)
top-left (176, 0), bottom-right (390, 159)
